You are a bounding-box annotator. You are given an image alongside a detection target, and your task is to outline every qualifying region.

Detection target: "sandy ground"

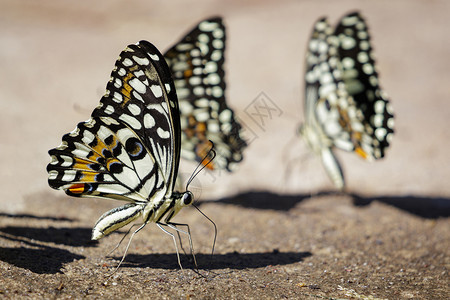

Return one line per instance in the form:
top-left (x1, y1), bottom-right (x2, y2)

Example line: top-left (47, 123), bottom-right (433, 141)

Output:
top-left (0, 0), bottom-right (449, 298)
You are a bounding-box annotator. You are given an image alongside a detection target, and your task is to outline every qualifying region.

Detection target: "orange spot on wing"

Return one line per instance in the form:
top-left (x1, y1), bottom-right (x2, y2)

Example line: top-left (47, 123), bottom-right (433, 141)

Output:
top-left (72, 157), bottom-right (95, 171)
top-left (90, 138), bottom-right (109, 158)
top-left (196, 142), bottom-right (215, 170)
top-left (68, 183), bottom-right (85, 194)
top-left (106, 158), bottom-right (121, 171)
top-left (184, 69), bottom-right (193, 78)
top-left (337, 106), bottom-right (351, 130)
top-left (80, 172), bottom-right (97, 182)
top-left (355, 147), bottom-right (369, 159)
top-left (120, 72), bottom-right (134, 106)
top-left (87, 147), bottom-right (102, 161)
top-left (196, 122), bottom-right (206, 133)
top-left (72, 163), bottom-right (91, 171)
top-left (202, 159), bottom-right (215, 170)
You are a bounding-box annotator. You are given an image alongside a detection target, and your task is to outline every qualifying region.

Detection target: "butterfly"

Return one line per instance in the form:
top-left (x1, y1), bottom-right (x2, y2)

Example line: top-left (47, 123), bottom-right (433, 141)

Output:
top-left (164, 17), bottom-right (247, 172)
top-left (47, 41), bottom-right (199, 267)
top-left (298, 12), bottom-right (394, 190)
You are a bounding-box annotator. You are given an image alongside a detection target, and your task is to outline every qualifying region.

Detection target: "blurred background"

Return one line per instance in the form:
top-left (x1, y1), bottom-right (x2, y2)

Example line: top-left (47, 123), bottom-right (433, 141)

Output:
top-left (1, 0), bottom-right (449, 213)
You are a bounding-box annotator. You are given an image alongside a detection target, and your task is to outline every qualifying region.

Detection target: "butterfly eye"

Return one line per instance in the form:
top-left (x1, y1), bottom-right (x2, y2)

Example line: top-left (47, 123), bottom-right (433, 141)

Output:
top-left (182, 192), bottom-right (193, 205)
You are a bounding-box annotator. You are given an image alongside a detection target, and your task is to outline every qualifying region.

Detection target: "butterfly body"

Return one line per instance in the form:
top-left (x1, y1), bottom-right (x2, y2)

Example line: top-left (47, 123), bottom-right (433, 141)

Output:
top-left (47, 41), bottom-right (193, 241)
top-left (299, 12), bottom-right (394, 189)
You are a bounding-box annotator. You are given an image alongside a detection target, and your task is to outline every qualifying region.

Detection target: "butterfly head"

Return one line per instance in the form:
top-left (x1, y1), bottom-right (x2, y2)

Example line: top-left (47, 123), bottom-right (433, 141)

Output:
top-left (181, 191), bottom-right (194, 206)
top-left (170, 190), bottom-right (194, 210)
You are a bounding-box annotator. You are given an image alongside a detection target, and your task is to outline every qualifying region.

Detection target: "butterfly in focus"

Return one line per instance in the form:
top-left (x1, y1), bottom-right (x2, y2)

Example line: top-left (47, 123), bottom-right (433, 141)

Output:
top-left (164, 17), bottom-right (247, 172)
top-left (47, 41), bottom-right (198, 267)
top-left (298, 12), bottom-right (394, 190)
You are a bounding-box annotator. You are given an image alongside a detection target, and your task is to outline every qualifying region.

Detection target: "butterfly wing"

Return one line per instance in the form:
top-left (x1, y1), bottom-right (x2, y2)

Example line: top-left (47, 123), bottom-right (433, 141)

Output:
top-left (302, 17), bottom-right (347, 189)
top-left (334, 12), bottom-right (394, 159)
top-left (47, 41), bottom-right (180, 238)
top-left (164, 17), bottom-right (247, 172)
top-left (92, 41), bottom-right (181, 196)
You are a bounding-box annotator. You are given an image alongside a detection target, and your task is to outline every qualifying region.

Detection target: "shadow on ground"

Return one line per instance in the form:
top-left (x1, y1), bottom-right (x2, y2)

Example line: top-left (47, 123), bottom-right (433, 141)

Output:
top-left (0, 234), bottom-right (84, 274)
top-left (0, 216), bottom-right (94, 274)
top-left (206, 190), bottom-right (450, 219)
top-left (118, 250), bottom-right (312, 270)
top-left (0, 226), bottom-right (97, 247)
top-left (0, 246), bottom-right (84, 274)
top-left (0, 213), bottom-right (73, 222)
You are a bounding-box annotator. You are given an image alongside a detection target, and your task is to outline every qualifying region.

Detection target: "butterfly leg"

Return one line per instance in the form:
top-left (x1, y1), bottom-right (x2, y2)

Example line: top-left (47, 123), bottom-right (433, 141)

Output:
top-left (282, 148), bottom-right (313, 190)
top-left (175, 229), bottom-right (187, 256)
top-left (156, 222), bottom-right (183, 270)
top-left (107, 223), bottom-right (142, 257)
top-left (108, 222), bottom-right (147, 276)
top-left (166, 221), bottom-right (198, 269)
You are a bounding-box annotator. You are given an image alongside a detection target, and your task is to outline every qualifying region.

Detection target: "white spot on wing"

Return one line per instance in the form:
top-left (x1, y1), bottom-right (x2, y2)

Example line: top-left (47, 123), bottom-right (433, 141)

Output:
top-left (113, 92), bottom-right (123, 103)
top-left (211, 50), bottom-right (222, 61)
top-left (128, 104), bottom-right (141, 116)
top-left (105, 105), bottom-right (115, 115)
top-left (133, 56), bottom-right (149, 66)
top-left (118, 68), bottom-right (126, 76)
top-left (212, 28), bottom-right (224, 39)
top-left (212, 39), bottom-right (224, 49)
top-left (157, 127), bottom-right (170, 139)
top-left (341, 37), bottom-right (356, 50)
top-left (212, 86), bottom-right (223, 98)
top-left (129, 78), bottom-right (147, 94)
top-left (200, 20), bottom-right (219, 32)
top-left (342, 57), bottom-right (355, 69)
top-left (123, 58), bottom-right (133, 67)
top-left (149, 53), bottom-right (160, 61)
top-left (82, 130), bottom-right (95, 145)
top-left (374, 100), bottom-right (385, 114)
top-left (150, 85), bottom-right (163, 98)
top-left (362, 63), bottom-right (374, 75)
top-left (375, 127), bottom-right (387, 141)
top-left (208, 73), bottom-right (220, 85)
top-left (144, 113), bottom-right (155, 129)
top-left (61, 170), bottom-right (76, 182)
top-left (219, 109), bottom-right (232, 122)
top-left (119, 114), bottom-right (142, 130)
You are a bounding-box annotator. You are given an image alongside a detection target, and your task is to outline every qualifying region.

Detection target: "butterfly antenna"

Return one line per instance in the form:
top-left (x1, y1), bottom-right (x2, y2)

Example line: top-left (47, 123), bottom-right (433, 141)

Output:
top-left (185, 140), bottom-right (216, 191)
top-left (192, 203), bottom-right (217, 257)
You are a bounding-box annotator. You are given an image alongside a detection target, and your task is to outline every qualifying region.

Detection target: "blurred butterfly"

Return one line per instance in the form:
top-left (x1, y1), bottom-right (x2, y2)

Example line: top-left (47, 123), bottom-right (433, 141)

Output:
top-left (47, 41), bottom-right (203, 268)
top-left (298, 12), bottom-right (394, 189)
top-left (164, 17), bottom-right (247, 172)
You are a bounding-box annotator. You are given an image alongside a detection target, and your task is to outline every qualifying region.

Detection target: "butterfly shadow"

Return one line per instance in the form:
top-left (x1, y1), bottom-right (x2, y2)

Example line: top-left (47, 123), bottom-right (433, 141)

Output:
top-left (0, 225), bottom-right (98, 247)
top-left (0, 233), bottom-right (85, 274)
top-left (205, 190), bottom-right (450, 219)
top-left (0, 211), bottom-right (95, 273)
top-left (116, 250), bottom-right (312, 270)
top-left (201, 190), bottom-right (336, 211)
top-left (349, 193), bottom-right (450, 219)
top-left (0, 212), bottom-right (74, 222)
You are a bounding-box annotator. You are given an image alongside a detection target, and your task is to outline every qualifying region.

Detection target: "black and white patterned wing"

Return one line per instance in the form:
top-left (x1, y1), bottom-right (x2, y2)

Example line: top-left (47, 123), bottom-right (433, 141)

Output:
top-left (300, 17), bottom-right (349, 189)
top-left (47, 41), bottom-right (180, 205)
top-left (164, 17), bottom-right (247, 172)
top-left (334, 12), bottom-right (394, 159)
